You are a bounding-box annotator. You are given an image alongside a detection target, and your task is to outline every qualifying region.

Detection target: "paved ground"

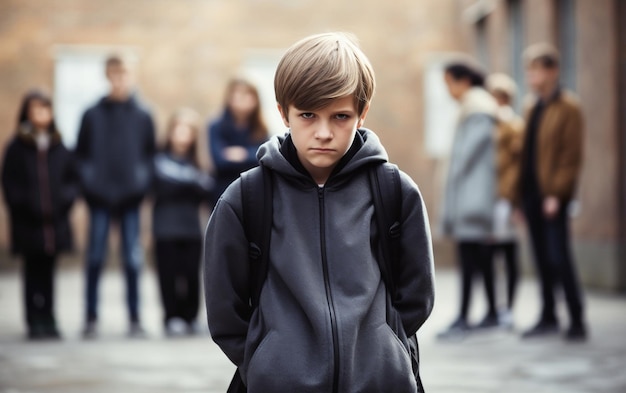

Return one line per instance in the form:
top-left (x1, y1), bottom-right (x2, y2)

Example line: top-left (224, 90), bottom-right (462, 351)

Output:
top-left (0, 261), bottom-right (625, 393)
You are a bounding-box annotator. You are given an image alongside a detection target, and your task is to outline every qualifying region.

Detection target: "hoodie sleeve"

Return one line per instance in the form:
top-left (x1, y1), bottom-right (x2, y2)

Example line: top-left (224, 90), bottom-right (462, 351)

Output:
top-left (203, 181), bottom-right (251, 367)
top-left (394, 171), bottom-right (435, 336)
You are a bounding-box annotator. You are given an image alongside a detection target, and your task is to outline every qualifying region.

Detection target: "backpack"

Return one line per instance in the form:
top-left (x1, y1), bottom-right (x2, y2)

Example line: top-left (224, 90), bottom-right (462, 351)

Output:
top-left (229, 162), bottom-right (424, 393)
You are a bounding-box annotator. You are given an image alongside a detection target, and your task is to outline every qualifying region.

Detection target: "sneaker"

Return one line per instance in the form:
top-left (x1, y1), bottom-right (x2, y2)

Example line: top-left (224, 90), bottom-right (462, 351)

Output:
top-left (27, 324), bottom-right (47, 340)
top-left (498, 309), bottom-right (514, 330)
top-left (521, 320), bottom-right (559, 339)
top-left (474, 313), bottom-right (500, 329)
top-left (164, 318), bottom-right (187, 337)
top-left (186, 320), bottom-right (200, 336)
top-left (437, 318), bottom-right (471, 341)
top-left (564, 324), bottom-right (587, 342)
top-left (128, 322), bottom-right (147, 338)
top-left (82, 321), bottom-right (98, 340)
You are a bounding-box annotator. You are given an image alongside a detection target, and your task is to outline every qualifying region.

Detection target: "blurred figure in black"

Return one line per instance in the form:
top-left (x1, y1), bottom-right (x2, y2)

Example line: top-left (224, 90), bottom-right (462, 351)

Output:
top-left (438, 59), bottom-right (499, 339)
top-left (1, 89), bottom-right (78, 340)
top-left (152, 108), bottom-right (213, 337)
top-left (75, 54), bottom-right (156, 339)
top-left (486, 73), bottom-right (525, 329)
top-left (518, 43), bottom-right (586, 341)
top-left (207, 77), bottom-right (269, 202)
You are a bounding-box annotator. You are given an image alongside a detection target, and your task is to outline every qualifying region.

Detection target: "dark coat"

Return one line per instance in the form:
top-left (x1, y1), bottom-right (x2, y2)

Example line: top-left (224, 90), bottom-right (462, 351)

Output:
top-left (75, 95), bottom-right (155, 210)
top-left (208, 111), bottom-right (266, 200)
top-left (152, 152), bottom-right (213, 240)
top-left (1, 125), bottom-right (78, 255)
top-left (205, 129), bottom-right (435, 392)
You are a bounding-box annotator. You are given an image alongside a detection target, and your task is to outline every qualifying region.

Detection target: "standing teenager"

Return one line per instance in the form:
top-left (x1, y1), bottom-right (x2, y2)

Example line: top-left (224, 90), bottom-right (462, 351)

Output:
top-left (2, 89), bottom-right (78, 339)
top-left (518, 43), bottom-right (586, 341)
top-left (75, 54), bottom-right (156, 338)
top-left (438, 60), bottom-right (499, 338)
top-left (152, 108), bottom-right (212, 336)
top-left (208, 78), bottom-right (269, 202)
top-left (204, 32), bottom-right (435, 393)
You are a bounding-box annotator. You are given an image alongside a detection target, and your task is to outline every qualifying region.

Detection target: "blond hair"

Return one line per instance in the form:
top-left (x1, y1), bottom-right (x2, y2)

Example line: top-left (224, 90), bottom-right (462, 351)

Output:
top-left (523, 43), bottom-right (560, 69)
top-left (274, 32), bottom-right (375, 116)
top-left (486, 73), bottom-right (518, 102)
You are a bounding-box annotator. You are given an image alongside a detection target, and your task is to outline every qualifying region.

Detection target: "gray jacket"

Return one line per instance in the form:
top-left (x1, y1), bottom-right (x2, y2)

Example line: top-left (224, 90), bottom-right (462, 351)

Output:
top-left (204, 129), bottom-right (435, 393)
top-left (442, 87), bottom-right (498, 240)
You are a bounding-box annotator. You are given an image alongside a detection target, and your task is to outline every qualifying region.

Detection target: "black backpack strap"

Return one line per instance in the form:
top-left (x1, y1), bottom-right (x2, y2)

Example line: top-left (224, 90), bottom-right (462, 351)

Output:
top-left (369, 163), bottom-right (425, 392)
top-left (368, 162), bottom-right (402, 296)
top-left (240, 165), bottom-right (273, 309)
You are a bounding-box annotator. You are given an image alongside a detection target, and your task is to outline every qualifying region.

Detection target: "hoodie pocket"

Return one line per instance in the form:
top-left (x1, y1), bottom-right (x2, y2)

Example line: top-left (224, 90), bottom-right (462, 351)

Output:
top-left (241, 330), bottom-right (275, 386)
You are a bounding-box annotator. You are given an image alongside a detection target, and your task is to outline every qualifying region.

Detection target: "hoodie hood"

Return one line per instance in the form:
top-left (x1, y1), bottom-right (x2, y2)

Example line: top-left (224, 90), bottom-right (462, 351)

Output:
top-left (256, 128), bottom-right (388, 187)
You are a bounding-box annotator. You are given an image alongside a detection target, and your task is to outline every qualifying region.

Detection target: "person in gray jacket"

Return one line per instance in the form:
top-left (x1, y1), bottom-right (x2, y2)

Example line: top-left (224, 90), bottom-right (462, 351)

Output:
top-left (438, 60), bottom-right (499, 338)
top-left (204, 32), bottom-right (435, 393)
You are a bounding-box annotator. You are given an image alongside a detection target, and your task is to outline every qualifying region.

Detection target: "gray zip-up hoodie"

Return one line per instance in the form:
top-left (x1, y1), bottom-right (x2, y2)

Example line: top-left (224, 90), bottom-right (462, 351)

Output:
top-left (204, 129), bottom-right (435, 393)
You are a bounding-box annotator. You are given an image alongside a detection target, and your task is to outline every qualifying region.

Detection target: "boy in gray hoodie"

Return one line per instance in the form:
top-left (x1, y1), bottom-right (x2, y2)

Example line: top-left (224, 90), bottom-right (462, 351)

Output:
top-left (204, 32), bottom-right (435, 393)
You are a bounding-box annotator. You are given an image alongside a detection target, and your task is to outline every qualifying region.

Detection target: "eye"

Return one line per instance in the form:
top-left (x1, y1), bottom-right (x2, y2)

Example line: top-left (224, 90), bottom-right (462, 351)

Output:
top-left (300, 112), bottom-right (315, 119)
top-left (335, 114), bottom-right (350, 120)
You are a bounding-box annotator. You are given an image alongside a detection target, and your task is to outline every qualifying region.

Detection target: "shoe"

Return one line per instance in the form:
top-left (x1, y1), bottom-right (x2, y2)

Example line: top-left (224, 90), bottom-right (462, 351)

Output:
top-left (186, 320), bottom-right (199, 336)
top-left (437, 318), bottom-right (471, 341)
top-left (42, 318), bottom-right (62, 340)
top-left (27, 324), bottom-right (47, 340)
top-left (498, 309), bottom-right (514, 330)
top-left (128, 322), bottom-right (147, 338)
top-left (164, 318), bottom-right (186, 337)
top-left (43, 326), bottom-right (62, 340)
top-left (564, 324), bottom-right (587, 342)
top-left (82, 321), bottom-right (98, 340)
top-left (521, 320), bottom-right (559, 339)
top-left (474, 313), bottom-right (500, 329)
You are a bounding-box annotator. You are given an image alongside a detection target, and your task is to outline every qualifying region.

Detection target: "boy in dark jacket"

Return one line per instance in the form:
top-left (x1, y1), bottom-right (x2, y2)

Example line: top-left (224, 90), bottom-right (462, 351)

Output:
top-left (204, 32), bottom-right (435, 393)
top-left (2, 89), bottom-right (78, 339)
top-left (75, 54), bottom-right (155, 338)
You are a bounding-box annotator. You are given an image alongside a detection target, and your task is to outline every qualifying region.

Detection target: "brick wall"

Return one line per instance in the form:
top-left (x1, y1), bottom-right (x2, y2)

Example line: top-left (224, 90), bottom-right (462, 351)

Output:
top-left (0, 0), bottom-right (464, 262)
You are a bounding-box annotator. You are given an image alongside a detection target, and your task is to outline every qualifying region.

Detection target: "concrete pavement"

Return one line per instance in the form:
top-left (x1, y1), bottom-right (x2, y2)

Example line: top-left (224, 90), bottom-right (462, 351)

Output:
top-left (0, 262), bottom-right (625, 393)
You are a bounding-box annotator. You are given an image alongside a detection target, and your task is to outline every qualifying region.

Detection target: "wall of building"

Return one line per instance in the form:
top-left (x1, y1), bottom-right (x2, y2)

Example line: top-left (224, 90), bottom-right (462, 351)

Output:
top-left (458, 0), bottom-right (625, 290)
top-left (0, 0), bottom-right (465, 264)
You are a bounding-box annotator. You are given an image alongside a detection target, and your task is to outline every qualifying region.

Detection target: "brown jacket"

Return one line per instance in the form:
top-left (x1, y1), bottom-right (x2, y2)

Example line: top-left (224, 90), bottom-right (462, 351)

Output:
top-left (496, 108), bottom-right (524, 202)
top-left (520, 90), bottom-right (584, 203)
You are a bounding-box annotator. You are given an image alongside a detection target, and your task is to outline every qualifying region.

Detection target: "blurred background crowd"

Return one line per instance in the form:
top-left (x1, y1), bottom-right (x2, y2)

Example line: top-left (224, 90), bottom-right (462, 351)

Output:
top-left (0, 0), bottom-right (624, 343)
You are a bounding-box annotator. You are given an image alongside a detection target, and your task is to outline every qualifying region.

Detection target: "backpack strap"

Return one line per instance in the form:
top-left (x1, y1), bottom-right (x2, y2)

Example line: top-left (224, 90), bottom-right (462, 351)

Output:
top-left (368, 162), bottom-right (402, 297)
top-left (369, 163), bottom-right (425, 392)
top-left (240, 165), bottom-right (273, 309)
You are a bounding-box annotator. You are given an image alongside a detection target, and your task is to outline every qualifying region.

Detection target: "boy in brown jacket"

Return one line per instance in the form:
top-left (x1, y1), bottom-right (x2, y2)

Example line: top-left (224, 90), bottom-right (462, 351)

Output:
top-left (518, 43), bottom-right (586, 341)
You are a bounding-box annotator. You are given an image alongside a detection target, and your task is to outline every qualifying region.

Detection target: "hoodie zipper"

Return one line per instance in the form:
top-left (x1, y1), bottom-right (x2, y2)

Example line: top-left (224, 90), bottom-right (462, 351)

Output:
top-left (318, 186), bottom-right (340, 393)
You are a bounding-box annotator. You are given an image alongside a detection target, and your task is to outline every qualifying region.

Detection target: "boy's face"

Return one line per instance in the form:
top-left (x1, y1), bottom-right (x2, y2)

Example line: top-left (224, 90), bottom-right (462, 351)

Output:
top-left (278, 95), bottom-right (369, 184)
top-left (526, 61), bottom-right (559, 94)
top-left (106, 63), bottom-right (133, 100)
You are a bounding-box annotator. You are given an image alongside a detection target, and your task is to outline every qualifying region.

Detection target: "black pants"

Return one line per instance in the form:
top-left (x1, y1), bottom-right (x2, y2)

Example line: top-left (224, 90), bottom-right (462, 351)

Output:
top-left (457, 241), bottom-right (496, 322)
top-left (154, 239), bottom-right (201, 325)
top-left (523, 200), bottom-right (584, 325)
top-left (22, 253), bottom-right (57, 329)
top-left (489, 241), bottom-right (519, 310)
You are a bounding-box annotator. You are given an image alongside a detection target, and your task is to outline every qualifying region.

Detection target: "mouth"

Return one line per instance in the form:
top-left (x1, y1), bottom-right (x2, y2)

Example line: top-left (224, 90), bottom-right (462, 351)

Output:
top-left (310, 148), bottom-right (335, 153)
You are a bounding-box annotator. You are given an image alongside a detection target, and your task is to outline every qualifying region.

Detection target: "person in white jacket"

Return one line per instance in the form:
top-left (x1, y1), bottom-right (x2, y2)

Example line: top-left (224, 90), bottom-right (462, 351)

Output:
top-left (438, 59), bottom-right (499, 339)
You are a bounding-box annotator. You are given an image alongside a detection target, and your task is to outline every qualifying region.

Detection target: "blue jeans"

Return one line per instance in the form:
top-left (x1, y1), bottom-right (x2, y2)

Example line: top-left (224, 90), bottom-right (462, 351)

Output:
top-left (85, 206), bottom-right (143, 323)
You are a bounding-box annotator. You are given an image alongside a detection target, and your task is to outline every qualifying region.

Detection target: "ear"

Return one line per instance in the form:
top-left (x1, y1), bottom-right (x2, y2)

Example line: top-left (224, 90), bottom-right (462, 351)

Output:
top-left (356, 103), bottom-right (370, 128)
top-left (277, 103), bottom-right (290, 128)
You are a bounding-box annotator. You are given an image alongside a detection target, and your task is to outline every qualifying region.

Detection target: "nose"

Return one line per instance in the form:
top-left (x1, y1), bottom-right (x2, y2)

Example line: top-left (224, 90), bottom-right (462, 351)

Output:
top-left (315, 120), bottom-right (333, 140)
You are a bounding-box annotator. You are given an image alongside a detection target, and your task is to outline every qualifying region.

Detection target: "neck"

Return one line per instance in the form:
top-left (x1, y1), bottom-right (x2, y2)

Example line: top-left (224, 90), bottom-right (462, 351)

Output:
top-left (109, 91), bottom-right (130, 102)
top-left (539, 83), bottom-right (558, 102)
